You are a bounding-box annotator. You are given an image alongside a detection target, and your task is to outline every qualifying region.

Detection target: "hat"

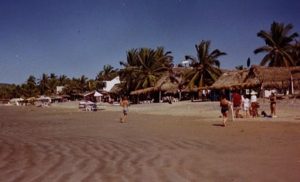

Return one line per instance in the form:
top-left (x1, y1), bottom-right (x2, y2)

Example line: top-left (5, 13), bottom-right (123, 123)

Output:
top-left (250, 90), bottom-right (257, 95)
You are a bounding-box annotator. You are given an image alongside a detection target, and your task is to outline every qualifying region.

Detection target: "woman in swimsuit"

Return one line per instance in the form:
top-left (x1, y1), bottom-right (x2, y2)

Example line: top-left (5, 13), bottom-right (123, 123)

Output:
top-left (220, 94), bottom-right (230, 127)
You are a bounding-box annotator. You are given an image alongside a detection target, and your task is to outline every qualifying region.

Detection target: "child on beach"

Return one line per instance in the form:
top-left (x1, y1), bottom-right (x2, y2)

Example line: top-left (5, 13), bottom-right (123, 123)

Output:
top-left (250, 91), bottom-right (259, 117)
top-left (243, 95), bottom-right (250, 118)
top-left (120, 96), bottom-right (129, 123)
top-left (269, 92), bottom-right (277, 118)
top-left (220, 94), bottom-right (231, 127)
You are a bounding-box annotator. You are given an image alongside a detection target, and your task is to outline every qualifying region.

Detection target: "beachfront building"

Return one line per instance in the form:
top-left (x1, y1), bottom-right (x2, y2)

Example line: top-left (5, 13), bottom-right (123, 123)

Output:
top-left (102, 76), bottom-right (120, 92)
top-left (56, 86), bottom-right (64, 94)
top-left (83, 91), bottom-right (102, 102)
top-left (206, 65), bottom-right (300, 99)
top-left (130, 67), bottom-right (189, 103)
top-left (180, 60), bottom-right (191, 67)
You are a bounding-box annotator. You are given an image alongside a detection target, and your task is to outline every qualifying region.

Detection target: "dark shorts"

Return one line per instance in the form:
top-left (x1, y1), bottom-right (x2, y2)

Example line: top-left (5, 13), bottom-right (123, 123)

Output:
top-left (271, 102), bottom-right (276, 107)
top-left (221, 107), bottom-right (229, 114)
top-left (233, 103), bottom-right (241, 107)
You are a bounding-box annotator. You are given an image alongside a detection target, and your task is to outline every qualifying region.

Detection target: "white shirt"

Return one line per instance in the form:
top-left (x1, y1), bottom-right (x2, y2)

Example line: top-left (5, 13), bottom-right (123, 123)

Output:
top-left (250, 95), bottom-right (257, 103)
top-left (244, 98), bottom-right (250, 108)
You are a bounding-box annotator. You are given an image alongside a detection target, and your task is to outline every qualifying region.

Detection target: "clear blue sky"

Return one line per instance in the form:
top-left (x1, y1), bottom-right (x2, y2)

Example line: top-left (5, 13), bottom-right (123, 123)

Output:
top-left (0, 0), bottom-right (299, 84)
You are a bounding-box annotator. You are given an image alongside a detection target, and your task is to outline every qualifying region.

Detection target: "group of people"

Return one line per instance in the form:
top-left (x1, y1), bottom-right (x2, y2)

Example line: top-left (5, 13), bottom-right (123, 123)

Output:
top-left (119, 90), bottom-right (278, 126)
top-left (220, 90), bottom-right (277, 127)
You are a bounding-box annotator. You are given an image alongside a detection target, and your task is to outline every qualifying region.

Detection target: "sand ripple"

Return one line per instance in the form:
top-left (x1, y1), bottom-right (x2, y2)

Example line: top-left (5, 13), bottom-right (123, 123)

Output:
top-left (0, 135), bottom-right (221, 182)
top-left (1, 106), bottom-right (300, 182)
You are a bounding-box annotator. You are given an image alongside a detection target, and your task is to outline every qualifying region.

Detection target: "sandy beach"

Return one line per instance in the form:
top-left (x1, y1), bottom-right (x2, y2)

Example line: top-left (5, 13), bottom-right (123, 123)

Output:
top-left (1, 100), bottom-right (300, 182)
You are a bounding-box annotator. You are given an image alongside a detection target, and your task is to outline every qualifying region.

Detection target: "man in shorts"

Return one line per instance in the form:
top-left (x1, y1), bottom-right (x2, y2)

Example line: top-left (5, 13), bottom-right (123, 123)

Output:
top-left (120, 96), bottom-right (129, 123)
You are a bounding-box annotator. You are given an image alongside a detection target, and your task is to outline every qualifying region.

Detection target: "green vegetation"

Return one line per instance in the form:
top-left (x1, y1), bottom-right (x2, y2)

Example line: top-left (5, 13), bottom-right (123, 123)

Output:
top-left (184, 40), bottom-right (226, 90)
top-left (254, 21), bottom-right (299, 67)
top-left (119, 47), bottom-right (173, 95)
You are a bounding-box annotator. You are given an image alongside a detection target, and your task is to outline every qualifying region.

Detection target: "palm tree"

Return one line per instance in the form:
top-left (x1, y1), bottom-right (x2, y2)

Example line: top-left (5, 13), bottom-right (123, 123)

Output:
top-left (87, 79), bottom-right (97, 91)
top-left (63, 75), bottom-right (88, 96)
top-left (254, 21), bottom-right (299, 67)
top-left (119, 49), bottom-right (140, 93)
top-left (38, 73), bottom-right (49, 95)
top-left (48, 73), bottom-right (58, 95)
top-left (291, 40), bottom-right (300, 66)
top-left (96, 64), bottom-right (118, 81)
top-left (96, 64), bottom-right (118, 89)
top-left (79, 75), bottom-right (89, 92)
top-left (119, 47), bottom-right (173, 94)
top-left (24, 75), bottom-right (38, 97)
top-left (58, 74), bottom-right (69, 86)
top-left (185, 40), bottom-right (226, 90)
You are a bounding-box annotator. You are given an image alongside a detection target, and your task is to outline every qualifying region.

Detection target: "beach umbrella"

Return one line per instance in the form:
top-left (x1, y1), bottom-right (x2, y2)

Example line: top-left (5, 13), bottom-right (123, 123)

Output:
top-left (94, 91), bottom-right (103, 97)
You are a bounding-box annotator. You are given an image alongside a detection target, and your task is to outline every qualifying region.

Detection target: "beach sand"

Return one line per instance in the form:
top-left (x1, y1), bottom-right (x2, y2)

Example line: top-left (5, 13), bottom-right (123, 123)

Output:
top-left (0, 100), bottom-right (300, 182)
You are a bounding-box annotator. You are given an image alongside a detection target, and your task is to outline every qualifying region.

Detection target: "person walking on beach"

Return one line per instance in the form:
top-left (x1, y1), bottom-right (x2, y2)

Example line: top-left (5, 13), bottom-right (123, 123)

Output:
top-left (270, 92), bottom-right (277, 118)
top-left (220, 94), bottom-right (230, 127)
top-left (232, 89), bottom-right (242, 118)
top-left (120, 96), bottom-right (129, 123)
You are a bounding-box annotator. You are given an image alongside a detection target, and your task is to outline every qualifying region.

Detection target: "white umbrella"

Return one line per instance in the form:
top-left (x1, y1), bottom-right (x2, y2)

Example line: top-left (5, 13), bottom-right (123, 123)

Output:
top-left (94, 91), bottom-right (103, 97)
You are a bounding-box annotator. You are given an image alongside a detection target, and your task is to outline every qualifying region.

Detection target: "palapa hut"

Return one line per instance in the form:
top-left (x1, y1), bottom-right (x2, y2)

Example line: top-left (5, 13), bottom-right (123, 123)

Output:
top-left (130, 67), bottom-right (188, 102)
top-left (130, 87), bottom-right (157, 96)
top-left (244, 66), bottom-right (300, 92)
top-left (83, 90), bottom-right (106, 102)
top-left (209, 69), bottom-right (249, 90)
top-left (208, 65), bottom-right (300, 97)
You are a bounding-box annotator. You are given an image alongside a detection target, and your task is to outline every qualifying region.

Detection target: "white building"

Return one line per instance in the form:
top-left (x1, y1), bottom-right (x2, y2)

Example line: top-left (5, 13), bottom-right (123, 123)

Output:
top-left (103, 76), bottom-right (121, 92)
top-left (181, 60), bottom-right (191, 67)
top-left (56, 86), bottom-right (64, 94)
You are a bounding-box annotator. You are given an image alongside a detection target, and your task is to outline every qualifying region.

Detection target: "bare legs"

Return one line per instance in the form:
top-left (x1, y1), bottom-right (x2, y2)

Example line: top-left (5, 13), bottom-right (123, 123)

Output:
top-left (271, 103), bottom-right (277, 117)
top-left (120, 114), bottom-right (128, 123)
top-left (222, 112), bottom-right (228, 127)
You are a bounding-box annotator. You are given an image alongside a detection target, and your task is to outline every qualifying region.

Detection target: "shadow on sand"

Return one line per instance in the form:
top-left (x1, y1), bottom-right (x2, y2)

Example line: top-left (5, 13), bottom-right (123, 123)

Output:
top-left (212, 123), bottom-right (225, 127)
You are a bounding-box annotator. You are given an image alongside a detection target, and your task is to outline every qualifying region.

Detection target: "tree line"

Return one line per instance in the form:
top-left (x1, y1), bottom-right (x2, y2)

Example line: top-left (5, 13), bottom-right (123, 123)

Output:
top-left (1, 21), bottom-right (299, 100)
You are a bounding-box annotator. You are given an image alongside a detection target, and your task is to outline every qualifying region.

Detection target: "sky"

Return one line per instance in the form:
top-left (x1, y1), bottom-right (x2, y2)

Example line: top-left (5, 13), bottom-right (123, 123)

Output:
top-left (0, 0), bottom-right (300, 84)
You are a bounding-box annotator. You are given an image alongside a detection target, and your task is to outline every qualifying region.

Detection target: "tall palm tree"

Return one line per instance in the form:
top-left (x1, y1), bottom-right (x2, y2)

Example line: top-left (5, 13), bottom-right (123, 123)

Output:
top-left (185, 40), bottom-right (226, 90)
top-left (79, 75), bottom-right (88, 92)
top-left (96, 64), bottom-right (118, 81)
top-left (254, 21), bottom-right (299, 67)
top-left (24, 75), bottom-right (38, 97)
top-left (48, 73), bottom-right (58, 95)
top-left (119, 47), bottom-right (173, 94)
top-left (58, 74), bottom-right (69, 86)
top-left (96, 64), bottom-right (118, 89)
top-left (38, 73), bottom-right (49, 95)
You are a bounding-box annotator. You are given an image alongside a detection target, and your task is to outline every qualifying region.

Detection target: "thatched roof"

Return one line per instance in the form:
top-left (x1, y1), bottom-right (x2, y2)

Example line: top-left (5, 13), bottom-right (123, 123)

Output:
top-left (130, 76), bottom-right (179, 95)
top-left (130, 67), bottom-right (189, 95)
top-left (130, 87), bottom-right (158, 95)
top-left (209, 69), bottom-right (249, 90)
top-left (291, 68), bottom-right (300, 90)
top-left (245, 66), bottom-right (300, 89)
top-left (209, 66), bottom-right (300, 90)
